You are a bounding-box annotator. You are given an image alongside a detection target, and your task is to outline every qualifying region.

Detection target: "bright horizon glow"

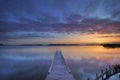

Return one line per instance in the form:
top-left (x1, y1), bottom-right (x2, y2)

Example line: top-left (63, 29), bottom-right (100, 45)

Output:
top-left (1, 33), bottom-right (120, 45)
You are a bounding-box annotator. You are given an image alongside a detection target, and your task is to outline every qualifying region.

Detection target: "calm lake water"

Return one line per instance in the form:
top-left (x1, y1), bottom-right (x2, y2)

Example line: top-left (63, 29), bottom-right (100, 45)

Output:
top-left (0, 46), bottom-right (120, 80)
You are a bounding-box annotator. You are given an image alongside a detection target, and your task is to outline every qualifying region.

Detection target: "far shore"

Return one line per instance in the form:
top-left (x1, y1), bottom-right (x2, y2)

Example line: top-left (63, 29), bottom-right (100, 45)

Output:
top-left (0, 43), bottom-right (120, 48)
top-left (102, 43), bottom-right (120, 48)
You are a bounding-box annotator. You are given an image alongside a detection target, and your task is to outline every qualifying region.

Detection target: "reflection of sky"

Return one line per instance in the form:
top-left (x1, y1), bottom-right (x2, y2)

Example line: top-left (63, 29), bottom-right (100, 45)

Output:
top-left (0, 46), bottom-right (120, 80)
top-left (62, 46), bottom-right (120, 80)
top-left (0, 46), bottom-right (54, 80)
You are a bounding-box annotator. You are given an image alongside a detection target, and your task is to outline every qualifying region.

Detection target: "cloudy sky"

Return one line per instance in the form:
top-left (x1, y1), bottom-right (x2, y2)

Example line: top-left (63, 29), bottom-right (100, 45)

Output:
top-left (0, 0), bottom-right (120, 44)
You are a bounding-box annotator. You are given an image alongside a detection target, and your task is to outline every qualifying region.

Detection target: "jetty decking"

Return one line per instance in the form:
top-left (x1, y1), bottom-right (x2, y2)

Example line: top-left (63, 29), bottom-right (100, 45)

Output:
top-left (45, 51), bottom-right (75, 80)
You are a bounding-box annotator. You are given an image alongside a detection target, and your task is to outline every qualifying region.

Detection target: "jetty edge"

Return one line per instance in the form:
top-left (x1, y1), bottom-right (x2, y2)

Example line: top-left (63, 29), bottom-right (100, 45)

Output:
top-left (45, 51), bottom-right (75, 80)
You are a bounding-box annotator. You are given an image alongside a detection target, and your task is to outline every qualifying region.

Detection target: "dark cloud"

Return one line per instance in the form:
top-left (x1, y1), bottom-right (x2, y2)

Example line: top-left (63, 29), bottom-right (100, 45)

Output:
top-left (0, 32), bottom-right (55, 41)
top-left (1, 0), bottom-right (120, 20)
top-left (111, 8), bottom-right (120, 19)
top-left (96, 35), bottom-right (120, 38)
top-left (0, 0), bottom-right (120, 41)
top-left (0, 16), bottom-right (120, 40)
top-left (66, 14), bottom-right (81, 24)
top-left (0, 21), bottom-right (19, 33)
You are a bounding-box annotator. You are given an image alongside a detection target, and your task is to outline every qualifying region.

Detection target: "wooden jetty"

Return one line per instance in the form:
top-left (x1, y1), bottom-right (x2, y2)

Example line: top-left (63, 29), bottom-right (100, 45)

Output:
top-left (45, 51), bottom-right (75, 80)
top-left (89, 64), bottom-right (120, 80)
top-left (95, 64), bottom-right (120, 80)
top-left (45, 51), bottom-right (120, 80)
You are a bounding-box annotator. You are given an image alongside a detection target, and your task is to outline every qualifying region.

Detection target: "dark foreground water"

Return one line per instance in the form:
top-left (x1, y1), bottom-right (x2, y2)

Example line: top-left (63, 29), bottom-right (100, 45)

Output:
top-left (0, 46), bottom-right (120, 80)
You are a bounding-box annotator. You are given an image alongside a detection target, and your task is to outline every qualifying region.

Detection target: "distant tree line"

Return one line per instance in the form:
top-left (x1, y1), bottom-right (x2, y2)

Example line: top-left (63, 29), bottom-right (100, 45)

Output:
top-left (102, 43), bottom-right (120, 48)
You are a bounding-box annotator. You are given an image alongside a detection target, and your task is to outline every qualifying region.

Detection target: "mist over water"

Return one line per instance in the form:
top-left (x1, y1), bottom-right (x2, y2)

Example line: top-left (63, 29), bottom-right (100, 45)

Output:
top-left (0, 46), bottom-right (120, 80)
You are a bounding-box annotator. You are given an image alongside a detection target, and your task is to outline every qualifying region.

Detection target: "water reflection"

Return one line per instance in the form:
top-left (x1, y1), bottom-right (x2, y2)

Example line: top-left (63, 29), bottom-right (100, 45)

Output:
top-left (0, 46), bottom-right (53, 80)
top-left (0, 46), bottom-right (120, 80)
top-left (60, 46), bottom-right (120, 80)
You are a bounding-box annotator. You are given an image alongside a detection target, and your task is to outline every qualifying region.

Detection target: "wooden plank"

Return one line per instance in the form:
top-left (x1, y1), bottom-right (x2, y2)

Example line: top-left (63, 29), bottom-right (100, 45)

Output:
top-left (45, 51), bottom-right (75, 80)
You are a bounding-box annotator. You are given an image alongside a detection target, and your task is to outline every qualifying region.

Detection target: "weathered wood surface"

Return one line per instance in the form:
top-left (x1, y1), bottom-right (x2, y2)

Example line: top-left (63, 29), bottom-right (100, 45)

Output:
top-left (45, 51), bottom-right (75, 80)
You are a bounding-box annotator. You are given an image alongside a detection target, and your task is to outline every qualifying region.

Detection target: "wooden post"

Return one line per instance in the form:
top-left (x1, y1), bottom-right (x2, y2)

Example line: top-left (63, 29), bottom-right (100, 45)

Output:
top-left (96, 73), bottom-right (99, 80)
top-left (105, 68), bottom-right (109, 78)
top-left (108, 65), bottom-right (111, 76)
top-left (112, 65), bottom-right (115, 73)
top-left (101, 69), bottom-right (104, 80)
top-left (116, 64), bottom-right (119, 72)
top-left (118, 65), bottom-right (120, 72)
top-left (114, 65), bottom-right (117, 73)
